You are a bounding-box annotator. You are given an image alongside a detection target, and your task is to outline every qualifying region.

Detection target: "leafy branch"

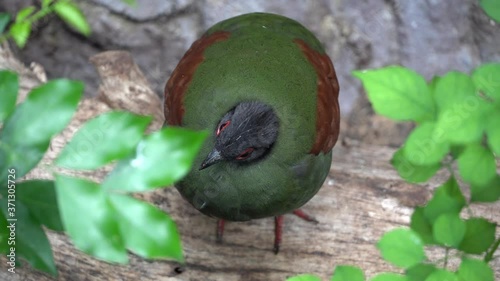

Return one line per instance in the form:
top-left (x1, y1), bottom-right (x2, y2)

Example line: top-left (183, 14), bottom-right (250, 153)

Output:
top-left (0, 0), bottom-right (90, 48)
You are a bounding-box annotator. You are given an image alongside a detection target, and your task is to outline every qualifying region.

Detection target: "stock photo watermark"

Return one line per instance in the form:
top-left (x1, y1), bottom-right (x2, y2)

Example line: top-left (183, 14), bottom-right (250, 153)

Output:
top-left (6, 168), bottom-right (16, 274)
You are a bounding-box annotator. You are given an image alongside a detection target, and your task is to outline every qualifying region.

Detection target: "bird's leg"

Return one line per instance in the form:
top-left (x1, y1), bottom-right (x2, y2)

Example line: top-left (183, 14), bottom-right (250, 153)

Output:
top-left (292, 209), bottom-right (319, 224)
top-left (216, 219), bottom-right (225, 243)
top-left (274, 209), bottom-right (319, 254)
top-left (273, 215), bottom-right (284, 254)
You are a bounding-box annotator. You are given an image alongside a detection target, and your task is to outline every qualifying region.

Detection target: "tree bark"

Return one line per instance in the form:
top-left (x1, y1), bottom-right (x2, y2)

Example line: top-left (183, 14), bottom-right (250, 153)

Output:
top-left (0, 46), bottom-right (498, 281)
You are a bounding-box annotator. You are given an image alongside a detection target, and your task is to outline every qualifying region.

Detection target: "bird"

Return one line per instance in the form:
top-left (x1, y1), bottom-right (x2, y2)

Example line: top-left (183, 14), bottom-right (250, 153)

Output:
top-left (164, 12), bottom-right (340, 253)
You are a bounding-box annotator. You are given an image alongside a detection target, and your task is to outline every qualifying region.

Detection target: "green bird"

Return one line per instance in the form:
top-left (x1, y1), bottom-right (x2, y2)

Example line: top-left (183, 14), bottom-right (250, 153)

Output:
top-left (164, 12), bottom-right (340, 253)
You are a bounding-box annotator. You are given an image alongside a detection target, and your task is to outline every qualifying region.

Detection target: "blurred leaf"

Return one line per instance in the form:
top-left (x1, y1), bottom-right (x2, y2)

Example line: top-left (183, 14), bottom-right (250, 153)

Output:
top-left (424, 270), bottom-right (458, 281)
top-left (457, 144), bottom-right (496, 186)
top-left (0, 211), bottom-right (8, 253)
top-left (16, 180), bottom-right (63, 231)
top-left (0, 13), bottom-right (10, 34)
top-left (371, 273), bottom-right (409, 281)
top-left (391, 147), bottom-right (440, 183)
top-left (473, 63), bottom-right (500, 101)
top-left (0, 199), bottom-right (57, 275)
top-left (470, 175), bottom-right (500, 203)
top-left (55, 175), bottom-right (128, 263)
top-left (331, 265), bottom-right (365, 281)
top-left (121, 0), bottom-right (137, 6)
top-left (15, 6), bottom-right (35, 22)
top-left (109, 194), bottom-right (183, 262)
top-left (403, 122), bottom-right (449, 166)
top-left (410, 207), bottom-right (434, 244)
top-left (423, 177), bottom-right (465, 224)
top-left (9, 21), bottom-right (31, 48)
top-left (457, 258), bottom-right (493, 281)
top-left (458, 218), bottom-right (496, 254)
top-left (406, 263), bottom-right (436, 281)
top-left (0, 80), bottom-right (82, 178)
top-left (53, 1), bottom-right (91, 36)
top-left (102, 127), bottom-right (207, 192)
top-left (432, 213), bottom-right (465, 248)
top-left (0, 70), bottom-right (18, 122)
top-left (42, 0), bottom-right (54, 8)
top-left (353, 66), bottom-right (435, 122)
top-left (480, 0), bottom-right (500, 22)
top-left (377, 228), bottom-right (425, 269)
top-left (287, 274), bottom-right (322, 281)
top-left (486, 109), bottom-right (500, 154)
top-left (57, 111), bottom-right (152, 169)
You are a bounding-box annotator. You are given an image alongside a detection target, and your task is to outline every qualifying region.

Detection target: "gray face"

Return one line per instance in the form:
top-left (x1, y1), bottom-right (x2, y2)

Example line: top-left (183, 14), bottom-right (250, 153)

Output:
top-left (199, 101), bottom-right (280, 170)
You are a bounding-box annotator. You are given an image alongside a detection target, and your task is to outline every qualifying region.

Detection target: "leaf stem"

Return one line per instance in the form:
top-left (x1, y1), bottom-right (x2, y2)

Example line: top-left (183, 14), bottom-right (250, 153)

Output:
top-left (484, 237), bottom-right (500, 263)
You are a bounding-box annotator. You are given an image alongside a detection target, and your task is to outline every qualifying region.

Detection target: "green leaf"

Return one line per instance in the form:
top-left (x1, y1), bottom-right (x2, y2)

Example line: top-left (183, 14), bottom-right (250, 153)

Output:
top-left (42, 0), bottom-right (54, 8)
top-left (377, 228), bottom-right (425, 269)
top-left (406, 263), bottom-right (436, 281)
top-left (457, 144), bottom-right (496, 186)
top-left (424, 270), bottom-right (457, 281)
top-left (423, 177), bottom-right (465, 224)
top-left (9, 21), bottom-right (31, 48)
top-left (458, 218), bottom-right (496, 254)
top-left (456, 258), bottom-right (494, 281)
top-left (473, 63), bottom-right (500, 101)
top-left (353, 66), bottom-right (435, 122)
top-left (403, 122), bottom-right (449, 166)
top-left (433, 72), bottom-right (476, 111)
top-left (432, 213), bottom-right (465, 248)
top-left (0, 70), bottom-right (18, 122)
top-left (391, 147), bottom-right (440, 183)
top-left (0, 199), bottom-right (57, 275)
top-left (109, 194), bottom-right (183, 262)
top-left (15, 6), bottom-right (35, 22)
top-left (57, 111), bottom-right (152, 169)
top-left (53, 1), bottom-right (91, 36)
top-left (480, 0), bottom-right (500, 22)
top-left (55, 175), bottom-right (127, 263)
top-left (410, 207), bottom-right (434, 244)
top-left (121, 0), bottom-right (137, 6)
top-left (0, 13), bottom-right (10, 34)
top-left (16, 180), bottom-right (63, 231)
top-left (287, 274), bottom-right (322, 281)
top-left (331, 265), bottom-right (365, 281)
top-left (470, 175), bottom-right (500, 203)
top-left (486, 109), bottom-right (500, 154)
top-left (371, 273), bottom-right (409, 281)
top-left (434, 96), bottom-right (492, 144)
top-left (102, 127), bottom-right (207, 192)
top-left (0, 80), bottom-right (82, 178)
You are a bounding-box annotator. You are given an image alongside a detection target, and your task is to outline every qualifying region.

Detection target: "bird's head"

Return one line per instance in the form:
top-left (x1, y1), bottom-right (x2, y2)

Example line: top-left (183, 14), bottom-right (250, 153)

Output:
top-left (199, 101), bottom-right (280, 170)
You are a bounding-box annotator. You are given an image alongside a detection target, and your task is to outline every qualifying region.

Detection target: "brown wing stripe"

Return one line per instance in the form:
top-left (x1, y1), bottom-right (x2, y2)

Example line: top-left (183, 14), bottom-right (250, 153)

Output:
top-left (164, 31), bottom-right (231, 125)
top-left (294, 39), bottom-right (340, 155)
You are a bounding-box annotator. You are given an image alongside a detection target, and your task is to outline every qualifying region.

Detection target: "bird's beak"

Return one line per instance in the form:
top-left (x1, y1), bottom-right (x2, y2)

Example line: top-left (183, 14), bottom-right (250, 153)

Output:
top-left (199, 149), bottom-right (223, 170)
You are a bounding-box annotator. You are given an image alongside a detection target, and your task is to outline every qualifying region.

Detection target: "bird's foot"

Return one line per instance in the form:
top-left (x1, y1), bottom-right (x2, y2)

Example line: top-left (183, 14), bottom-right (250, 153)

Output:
top-left (215, 209), bottom-right (318, 254)
top-left (273, 208), bottom-right (318, 254)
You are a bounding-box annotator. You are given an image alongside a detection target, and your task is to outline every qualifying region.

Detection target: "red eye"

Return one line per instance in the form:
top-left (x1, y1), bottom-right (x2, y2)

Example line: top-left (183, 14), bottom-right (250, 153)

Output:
top-left (216, 121), bottom-right (230, 136)
top-left (236, 147), bottom-right (254, 160)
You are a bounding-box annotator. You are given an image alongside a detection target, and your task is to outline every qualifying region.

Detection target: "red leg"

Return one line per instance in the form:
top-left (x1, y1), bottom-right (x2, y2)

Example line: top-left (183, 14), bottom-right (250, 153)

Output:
top-left (216, 219), bottom-right (225, 243)
top-left (274, 215), bottom-right (284, 254)
top-left (292, 209), bottom-right (319, 224)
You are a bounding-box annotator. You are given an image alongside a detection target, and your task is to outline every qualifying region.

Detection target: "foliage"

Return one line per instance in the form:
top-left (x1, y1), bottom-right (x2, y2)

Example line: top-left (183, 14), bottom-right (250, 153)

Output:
top-left (0, 0), bottom-right (90, 48)
top-left (480, 0), bottom-right (500, 22)
top-left (0, 69), bottom-right (206, 276)
top-left (287, 63), bottom-right (499, 280)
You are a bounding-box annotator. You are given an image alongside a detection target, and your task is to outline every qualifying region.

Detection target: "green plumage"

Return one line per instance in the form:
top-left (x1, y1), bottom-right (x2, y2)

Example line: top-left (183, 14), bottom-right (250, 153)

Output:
top-left (175, 13), bottom-right (332, 221)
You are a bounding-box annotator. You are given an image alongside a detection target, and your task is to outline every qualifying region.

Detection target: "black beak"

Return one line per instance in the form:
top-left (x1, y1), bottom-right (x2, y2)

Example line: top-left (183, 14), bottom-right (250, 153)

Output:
top-left (199, 149), bottom-right (223, 170)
